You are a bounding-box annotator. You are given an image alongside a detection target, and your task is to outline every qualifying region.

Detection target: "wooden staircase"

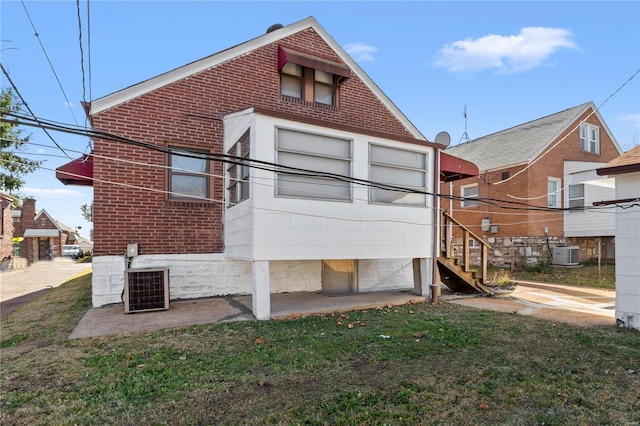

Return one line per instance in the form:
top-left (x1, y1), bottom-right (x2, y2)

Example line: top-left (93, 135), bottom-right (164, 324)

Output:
top-left (438, 211), bottom-right (492, 294)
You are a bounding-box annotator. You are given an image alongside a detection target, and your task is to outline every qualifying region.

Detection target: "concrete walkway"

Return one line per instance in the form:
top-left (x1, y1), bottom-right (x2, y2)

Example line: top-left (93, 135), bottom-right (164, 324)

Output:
top-left (0, 257), bottom-right (92, 319)
top-left (0, 259), bottom-right (617, 338)
top-left (446, 280), bottom-right (616, 328)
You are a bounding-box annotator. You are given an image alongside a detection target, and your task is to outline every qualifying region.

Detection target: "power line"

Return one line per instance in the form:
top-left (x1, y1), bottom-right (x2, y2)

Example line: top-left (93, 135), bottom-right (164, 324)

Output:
top-left (20, 0), bottom-right (80, 126)
top-left (3, 110), bottom-right (635, 213)
top-left (0, 63), bottom-right (73, 159)
top-left (493, 67), bottom-right (640, 186)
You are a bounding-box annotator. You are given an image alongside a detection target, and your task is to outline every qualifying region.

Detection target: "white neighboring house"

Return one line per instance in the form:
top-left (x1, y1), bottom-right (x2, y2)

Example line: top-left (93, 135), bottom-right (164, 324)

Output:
top-left (564, 161), bottom-right (617, 258)
top-left (596, 145), bottom-right (640, 331)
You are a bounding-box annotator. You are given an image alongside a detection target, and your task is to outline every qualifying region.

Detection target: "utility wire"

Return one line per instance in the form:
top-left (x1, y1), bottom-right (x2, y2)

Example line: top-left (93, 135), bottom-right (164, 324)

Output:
top-left (0, 63), bottom-right (73, 159)
top-left (20, 0), bottom-right (80, 126)
top-left (493, 67), bottom-right (640, 186)
top-left (76, 0), bottom-right (86, 108)
top-left (3, 110), bottom-right (635, 213)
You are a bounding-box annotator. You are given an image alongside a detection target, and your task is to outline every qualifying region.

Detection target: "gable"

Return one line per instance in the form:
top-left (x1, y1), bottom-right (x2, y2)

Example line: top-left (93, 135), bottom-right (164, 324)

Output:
top-left (89, 17), bottom-right (425, 142)
top-left (445, 102), bottom-right (622, 172)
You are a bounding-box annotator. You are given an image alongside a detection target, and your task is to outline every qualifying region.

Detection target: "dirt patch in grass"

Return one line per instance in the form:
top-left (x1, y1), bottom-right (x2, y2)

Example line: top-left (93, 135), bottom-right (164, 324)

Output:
top-left (1, 274), bottom-right (639, 425)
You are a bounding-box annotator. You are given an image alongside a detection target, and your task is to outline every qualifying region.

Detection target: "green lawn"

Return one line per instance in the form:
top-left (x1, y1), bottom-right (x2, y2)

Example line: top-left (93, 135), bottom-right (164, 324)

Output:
top-left (1, 273), bottom-right (638, 425)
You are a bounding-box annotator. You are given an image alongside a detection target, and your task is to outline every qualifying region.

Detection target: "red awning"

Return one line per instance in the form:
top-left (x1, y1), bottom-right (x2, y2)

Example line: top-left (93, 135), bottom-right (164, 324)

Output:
top-left (440, 152), bottom-right (478, 182)
top-left (278, 46), bottom-right (350, 79)
top-left (56, 154), bottom-right (93, 186)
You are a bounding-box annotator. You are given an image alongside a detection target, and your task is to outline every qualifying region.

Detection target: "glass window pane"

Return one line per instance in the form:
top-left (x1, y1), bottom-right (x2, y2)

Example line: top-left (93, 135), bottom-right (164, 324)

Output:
top-left (278, 129), bottom-right (350, 159)
top-left (569, 184), bottom-right (584, 198)
top-left (171, 175), bottom-right (207, 198)
top-left (282, 62), bottom-right (302, 76)
top-left (281, 75), bottom-right (302, 98)
top-left (315, 70), bottom-right (333, 84)
top-left (371, 188), bottom-right (425, 205)
top-left (371, 145), bottom-right (426, 169)
top-left (371, 165), bottom-right (424, 187)
top-left (279, 151), bottom-right (350, 175)
top-left (314, 83), bottom-right (333, 105)
top-left (278, 175), bottom-right (350, 200)
top-left (172, 152), bottom-right (206, 173)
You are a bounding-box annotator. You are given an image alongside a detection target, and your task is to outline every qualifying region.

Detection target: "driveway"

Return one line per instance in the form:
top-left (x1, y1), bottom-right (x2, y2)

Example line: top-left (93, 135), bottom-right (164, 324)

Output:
top-left (0, 257), bottom-right (92, 319)
top-left (446, 280), bottom-right (616, 327)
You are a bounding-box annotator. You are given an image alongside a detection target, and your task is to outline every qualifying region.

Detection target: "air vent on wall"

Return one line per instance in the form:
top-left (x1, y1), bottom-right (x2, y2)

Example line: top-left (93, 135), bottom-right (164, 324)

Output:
top-left (124, 268), bottom-right (170, 313)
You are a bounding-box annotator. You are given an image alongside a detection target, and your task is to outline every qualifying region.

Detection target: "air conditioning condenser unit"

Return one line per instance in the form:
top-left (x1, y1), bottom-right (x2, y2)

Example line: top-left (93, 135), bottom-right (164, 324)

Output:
top-left (551, 246), bottom-right (580, 266)
top-left (124, 268), bottom-right (170, 313)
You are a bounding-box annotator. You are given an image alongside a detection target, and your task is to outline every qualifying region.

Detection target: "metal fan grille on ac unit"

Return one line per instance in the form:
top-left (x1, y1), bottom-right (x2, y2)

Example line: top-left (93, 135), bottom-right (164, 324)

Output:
top-left (124, 268), bottom-right (169, 313)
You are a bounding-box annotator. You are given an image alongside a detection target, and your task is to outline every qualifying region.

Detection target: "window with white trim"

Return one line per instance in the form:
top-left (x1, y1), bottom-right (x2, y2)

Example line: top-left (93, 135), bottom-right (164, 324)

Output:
top-left (227, 131), bottom-right (250, 207)
top-left (580, 124), bottom-right (600, 154)
top-left (369, 144), bottom-right (427, 206)
top-left (276, 128), bottom-right (351, 201)
top-left (461, 184), bottom-right (479, 208)
top-left (169, 147), bottom-right (210, 200)
top-left (568, 184), bottom-right (585, 212)
top-left (547, 177), bottom-right (561, 208)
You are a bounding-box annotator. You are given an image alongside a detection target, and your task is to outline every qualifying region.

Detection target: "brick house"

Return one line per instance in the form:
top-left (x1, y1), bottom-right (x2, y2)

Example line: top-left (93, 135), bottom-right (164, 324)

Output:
top-left (12, 198), bottom-right (73, 264)
top-left (1, 191), bottom-right (15, 270)
top-left (60, 17), bottom-right (476, 318)
top-left (441, 102), bottom-right (623, 266)
top-left (596, 145), bottom-right (640, 331)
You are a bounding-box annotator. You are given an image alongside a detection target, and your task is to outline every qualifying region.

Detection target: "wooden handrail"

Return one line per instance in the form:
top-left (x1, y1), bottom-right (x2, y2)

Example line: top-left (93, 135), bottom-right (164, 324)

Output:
top-left (442, 210), bottom-right (490, 248)
top-left (441, 210), bottom-right (490, 284)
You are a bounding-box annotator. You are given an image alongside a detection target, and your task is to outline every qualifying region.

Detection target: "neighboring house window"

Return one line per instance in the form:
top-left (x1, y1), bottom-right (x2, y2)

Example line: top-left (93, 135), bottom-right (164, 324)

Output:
top-left (280, 64), bottom-right (337, 106)
top-left (568, 184), bottom-right (585, 212)
top-left (501, 171), bottom-right (510, 181)
top-left (461, 184), bottom-right (479, 208)
top-left (580, 124), bottom-right (600, 154)
top-left (169, 147), bottom-right (210, 200)
top-left (547, 177), bottom-right (561, 208)
top-left (227, 131), bottom-right (250, 207)
top-left (369, 144), bottom-right (427, 206)
top-left (276, 128), bottom-right (351, 201)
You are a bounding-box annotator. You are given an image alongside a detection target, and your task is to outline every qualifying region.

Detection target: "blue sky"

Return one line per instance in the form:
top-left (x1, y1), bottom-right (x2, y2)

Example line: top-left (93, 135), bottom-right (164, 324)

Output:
top-left (1, 1), bottom-right (639, 240)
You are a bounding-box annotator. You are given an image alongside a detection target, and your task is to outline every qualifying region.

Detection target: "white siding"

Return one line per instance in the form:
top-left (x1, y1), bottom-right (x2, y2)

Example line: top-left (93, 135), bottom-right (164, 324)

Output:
top-left (614, 171), bottom-right (640, 330)
top-left (564, 161), bottom-right (616, 237)
top-left (226, 112), bottom-right (435, 262)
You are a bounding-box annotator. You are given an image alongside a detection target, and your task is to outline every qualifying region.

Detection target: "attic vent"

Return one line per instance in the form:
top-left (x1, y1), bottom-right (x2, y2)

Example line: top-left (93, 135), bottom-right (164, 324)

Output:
top-left (266, 23), bottom-right (283, 33)
top-left (124, 268), bottom-right (170, 313)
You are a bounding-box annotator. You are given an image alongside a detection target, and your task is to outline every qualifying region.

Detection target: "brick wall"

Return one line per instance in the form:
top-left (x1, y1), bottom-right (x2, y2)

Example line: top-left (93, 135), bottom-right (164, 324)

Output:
top-left (440, 107), bottom-right (622, 241)
top-left (0, 203), bottom-right (13, 262)
top-left (92, 28), bottom-right (417, 256)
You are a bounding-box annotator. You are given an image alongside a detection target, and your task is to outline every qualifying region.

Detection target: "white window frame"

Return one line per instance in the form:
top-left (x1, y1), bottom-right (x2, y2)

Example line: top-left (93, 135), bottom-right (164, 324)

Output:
top-left (568, 184), bottom-right (585, 212)
top-left (547, 177), bottom-right (561, 208)
top-left (461, 184), bottom-right (479, 208)
top-left (168, 147), bottom-right (210, 200)
top-left (227, 131), bottom-right (250, 207)
top-left (275, 128), bottom-right (352, 201)
top-left (368, 144), bottom-right (428, 206)
top-left (580, 123), bottom-right (600, 154)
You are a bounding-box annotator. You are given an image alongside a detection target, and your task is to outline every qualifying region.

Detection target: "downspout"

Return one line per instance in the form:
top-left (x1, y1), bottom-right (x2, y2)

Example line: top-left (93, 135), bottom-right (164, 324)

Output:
top-left (431, 148), bottom-right (441, 303)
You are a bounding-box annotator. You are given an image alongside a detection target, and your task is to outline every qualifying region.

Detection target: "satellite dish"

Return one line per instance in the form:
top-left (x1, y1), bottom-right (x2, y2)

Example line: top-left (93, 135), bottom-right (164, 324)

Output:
top-left (434, 131), bottom-right (451, 147)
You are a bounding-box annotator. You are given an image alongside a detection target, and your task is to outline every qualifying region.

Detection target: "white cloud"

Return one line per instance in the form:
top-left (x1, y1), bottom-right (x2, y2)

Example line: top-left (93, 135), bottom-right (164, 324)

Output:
top-left (620, 113), bottom-right (640, 128)
top-left (22, 187), bottom-right (84, 199)
top-left (434, 27), bottom-right (578, 74)
top-left (344, 42), bottom-right (378, 62)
